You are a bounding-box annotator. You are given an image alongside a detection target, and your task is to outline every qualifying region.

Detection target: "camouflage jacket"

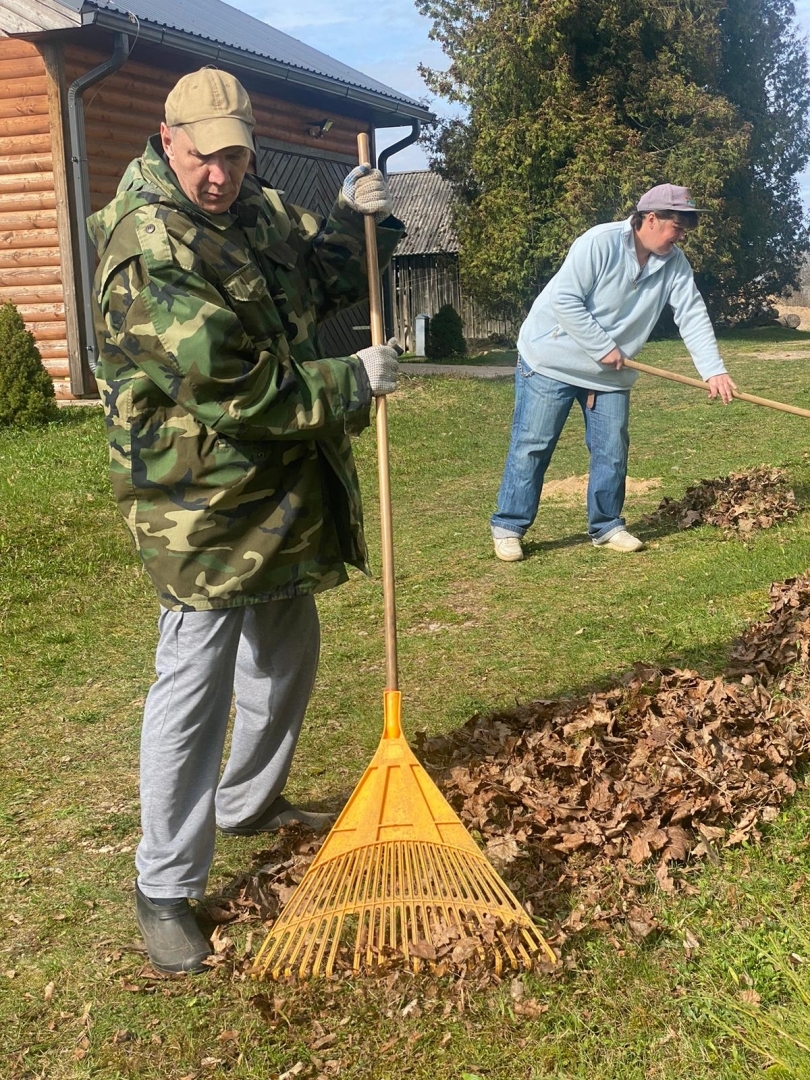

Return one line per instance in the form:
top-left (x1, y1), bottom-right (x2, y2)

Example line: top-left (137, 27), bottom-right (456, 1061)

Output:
top-left (88, 135), bottom-right (403, 611)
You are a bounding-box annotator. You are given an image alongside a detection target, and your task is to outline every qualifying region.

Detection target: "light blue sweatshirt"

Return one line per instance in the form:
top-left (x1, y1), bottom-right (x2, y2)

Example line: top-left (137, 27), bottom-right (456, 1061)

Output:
top-left (517, 217), bottom-right (726, 391)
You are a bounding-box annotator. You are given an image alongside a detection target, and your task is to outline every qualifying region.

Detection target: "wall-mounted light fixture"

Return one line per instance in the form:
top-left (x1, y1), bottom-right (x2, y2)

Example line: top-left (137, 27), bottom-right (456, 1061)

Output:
top-left (307, 118), bottom-right (334, 138)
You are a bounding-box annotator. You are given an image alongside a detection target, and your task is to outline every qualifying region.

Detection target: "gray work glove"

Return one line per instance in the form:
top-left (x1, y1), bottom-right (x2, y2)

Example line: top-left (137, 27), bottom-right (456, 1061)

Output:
top-left (356, 344), bottom-right (399, 395)
top-left (342, 164), bottom-right (393, 222)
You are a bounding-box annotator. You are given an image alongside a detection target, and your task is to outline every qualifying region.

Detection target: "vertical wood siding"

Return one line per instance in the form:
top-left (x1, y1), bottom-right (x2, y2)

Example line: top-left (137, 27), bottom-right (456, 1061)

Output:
top-left (0, 38), bottom-right (69, 394)
top-left (393, 255), bottom-right (517, 351)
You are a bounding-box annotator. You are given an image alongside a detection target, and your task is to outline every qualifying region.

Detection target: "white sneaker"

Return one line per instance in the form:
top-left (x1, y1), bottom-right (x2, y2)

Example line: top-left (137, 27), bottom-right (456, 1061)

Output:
top-left (594, 530), bottom-right (645, 553)
top-left (493, 535), bottom-right (524, 561)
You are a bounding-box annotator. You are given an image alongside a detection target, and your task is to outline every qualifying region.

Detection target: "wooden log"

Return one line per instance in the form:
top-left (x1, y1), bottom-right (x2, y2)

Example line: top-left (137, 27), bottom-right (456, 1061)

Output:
top-left (85, 131), bottom-right (147, 152)
top-left (43, 360), bottom-right (71, 378)
top-left (0, 210), bottom-right (58, 231)
top-left (38, 344), bottom-right (68, 360)
top-left (0, 57), bottom-right (48, 81)
top-left (0, 266), bottom-right (62, 288)
top-left (0, 152), bottom-right (51, 176)
top-left (0, 170), bottom-right (54, 194)
top-left (65, 70), bottom-right (177, 105)
top-left (0, 39), bottom-right (44, 62)
top-left (0, 284), bottom-right (63, 303)
top-left (24, 321), bottom-right (66, 340)
top-left (0, 95), bottom-right (49, 120)
top-left (0, 228), bottom-right (60, 249)
top-left (81, 98), bottom-right (163, 127)
top-left (0, 133), bottom-right (53, 156)
top-left (85, 121), bottom-right (155, 148)
top-left (15, 303), bottom-right (65, 320)
top-left (0, 114), bottom-right (51, 138)
top-left (92, 158), bottom-right (140, 179)
top-left (0, 246), bottom-right (61, 268)
top-left (0, 76), bottom-right (48, 101)
top-left (0, 191), bottom-right (57, 213)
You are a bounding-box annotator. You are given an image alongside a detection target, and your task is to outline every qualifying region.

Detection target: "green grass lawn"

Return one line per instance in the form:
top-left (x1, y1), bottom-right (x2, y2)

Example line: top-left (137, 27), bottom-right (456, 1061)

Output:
top-left (3, 329), bottom-right (810, 1078)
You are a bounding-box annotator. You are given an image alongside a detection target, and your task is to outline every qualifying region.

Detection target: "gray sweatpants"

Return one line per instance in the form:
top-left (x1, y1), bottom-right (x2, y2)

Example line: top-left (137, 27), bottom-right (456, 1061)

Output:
top-left (135, 596), bottom-right (320, 900)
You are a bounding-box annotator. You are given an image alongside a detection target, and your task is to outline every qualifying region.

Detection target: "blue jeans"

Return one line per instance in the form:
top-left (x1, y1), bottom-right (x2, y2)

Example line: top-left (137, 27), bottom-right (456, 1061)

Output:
top-left (491, 359), bottom-right (631, 542)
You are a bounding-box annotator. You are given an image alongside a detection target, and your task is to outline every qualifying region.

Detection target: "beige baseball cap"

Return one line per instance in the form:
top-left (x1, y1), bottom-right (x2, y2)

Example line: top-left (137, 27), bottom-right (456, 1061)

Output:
top-left (165, 68), bottom-right (255, 155)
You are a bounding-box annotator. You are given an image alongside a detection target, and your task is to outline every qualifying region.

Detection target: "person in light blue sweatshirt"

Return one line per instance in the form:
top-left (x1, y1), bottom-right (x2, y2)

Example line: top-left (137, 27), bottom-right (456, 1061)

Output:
top-left (490, 183), bottom-right (737, 562)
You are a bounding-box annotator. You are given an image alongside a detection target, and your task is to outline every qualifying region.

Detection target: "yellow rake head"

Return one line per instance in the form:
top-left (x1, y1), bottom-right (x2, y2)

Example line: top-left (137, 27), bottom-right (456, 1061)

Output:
top-left (252, 692), bottom-right (556, 979)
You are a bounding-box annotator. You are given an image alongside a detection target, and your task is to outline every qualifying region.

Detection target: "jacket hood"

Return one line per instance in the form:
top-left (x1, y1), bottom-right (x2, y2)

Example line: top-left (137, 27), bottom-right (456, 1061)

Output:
top-left (87, 136), bottom-right (168, 255)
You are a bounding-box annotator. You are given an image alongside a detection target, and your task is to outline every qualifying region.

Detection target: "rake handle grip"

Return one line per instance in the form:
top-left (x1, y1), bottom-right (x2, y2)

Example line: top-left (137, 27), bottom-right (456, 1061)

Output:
top-left (358, 133), bottom-right (398, 691)
top-left (623, 357), bottom-right (810, 418)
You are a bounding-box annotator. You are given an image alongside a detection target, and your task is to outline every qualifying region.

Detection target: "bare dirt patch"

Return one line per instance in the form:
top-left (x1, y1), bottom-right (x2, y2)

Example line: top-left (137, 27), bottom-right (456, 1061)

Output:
top-left (750, 349), bottom-right (810, 359)
top-left (543, 474), bottom-right (661, 505)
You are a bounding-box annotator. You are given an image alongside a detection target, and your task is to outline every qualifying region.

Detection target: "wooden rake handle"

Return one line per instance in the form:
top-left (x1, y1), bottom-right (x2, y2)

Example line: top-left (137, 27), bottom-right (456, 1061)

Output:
top-left (623, 357), bottom-right (810, 419)
top-left (357, 133), bottom-right (398, 691)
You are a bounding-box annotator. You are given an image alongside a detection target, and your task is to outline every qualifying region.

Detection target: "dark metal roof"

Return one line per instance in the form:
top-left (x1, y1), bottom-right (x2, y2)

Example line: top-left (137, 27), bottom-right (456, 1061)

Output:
top-left (389, 170), bottom-right (459, 256)
top-left (40, 0), bottom-right (432, 122)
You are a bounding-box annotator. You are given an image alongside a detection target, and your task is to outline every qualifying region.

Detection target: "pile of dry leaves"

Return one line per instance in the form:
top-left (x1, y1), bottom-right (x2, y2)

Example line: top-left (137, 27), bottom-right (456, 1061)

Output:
top-left (209, 576), bottom-right (810, 973)
top-left (414, 574), bottom-right (810, 939)
top-left (645, 466), bottom-right (800, 535)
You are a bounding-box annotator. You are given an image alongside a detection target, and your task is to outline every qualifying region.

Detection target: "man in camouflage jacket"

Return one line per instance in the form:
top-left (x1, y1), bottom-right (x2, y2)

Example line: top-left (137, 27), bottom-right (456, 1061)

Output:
top-left (88, 68), bottom-right (403, 973)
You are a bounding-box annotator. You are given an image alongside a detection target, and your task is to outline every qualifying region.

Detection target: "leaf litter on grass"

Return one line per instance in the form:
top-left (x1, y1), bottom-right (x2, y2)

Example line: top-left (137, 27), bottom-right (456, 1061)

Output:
top-left (645, 465), bottom-right (800, 535)
top-left (416, 573), bottom-right (810, 942)
top-left (212, 575), bottom-right (810, 984)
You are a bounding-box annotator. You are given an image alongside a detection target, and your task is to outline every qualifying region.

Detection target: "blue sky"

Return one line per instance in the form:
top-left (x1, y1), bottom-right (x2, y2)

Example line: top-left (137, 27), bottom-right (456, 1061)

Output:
top-left (234, 0), bottom-right (810, 203)
top-left (224, 0), bottom-right (451, 170)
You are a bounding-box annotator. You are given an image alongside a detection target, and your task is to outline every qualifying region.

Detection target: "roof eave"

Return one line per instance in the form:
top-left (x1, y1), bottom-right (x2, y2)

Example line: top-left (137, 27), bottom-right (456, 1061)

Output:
top-left (81, 8), bottom-right (433, 126)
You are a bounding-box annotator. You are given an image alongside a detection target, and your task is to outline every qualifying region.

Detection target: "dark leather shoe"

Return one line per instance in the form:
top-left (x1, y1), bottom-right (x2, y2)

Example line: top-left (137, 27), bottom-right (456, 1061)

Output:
top-left (218, 795), bottom-right (334, 836)
top-left (135, 882), bottom-right (212, 974)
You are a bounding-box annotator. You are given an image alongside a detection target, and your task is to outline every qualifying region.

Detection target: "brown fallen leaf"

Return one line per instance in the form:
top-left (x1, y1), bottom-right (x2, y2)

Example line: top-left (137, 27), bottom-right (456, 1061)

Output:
top-left (738, 989), bottom-right (762, 1007)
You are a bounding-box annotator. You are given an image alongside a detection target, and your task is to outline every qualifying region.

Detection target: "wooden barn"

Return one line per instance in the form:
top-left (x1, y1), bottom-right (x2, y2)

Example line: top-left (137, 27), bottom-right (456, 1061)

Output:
top-left (0, 0), bottom-right (432, 399)
top-left (388, 170), bottom-right (518, 352)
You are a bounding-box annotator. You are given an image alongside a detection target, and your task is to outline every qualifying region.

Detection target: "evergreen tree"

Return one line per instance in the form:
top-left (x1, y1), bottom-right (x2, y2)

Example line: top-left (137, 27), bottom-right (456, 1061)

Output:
top-left (0, 303), bottom-right (58, 427)
top-left (426, 303), bottom-right (467, 357)
top-left (416, 0), bottom-right (810, 323)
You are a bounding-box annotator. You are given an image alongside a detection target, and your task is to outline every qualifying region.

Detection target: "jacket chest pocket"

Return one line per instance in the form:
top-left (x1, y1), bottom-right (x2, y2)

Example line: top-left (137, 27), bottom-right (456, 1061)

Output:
top-left (222, 262), bottom-right (286, 342)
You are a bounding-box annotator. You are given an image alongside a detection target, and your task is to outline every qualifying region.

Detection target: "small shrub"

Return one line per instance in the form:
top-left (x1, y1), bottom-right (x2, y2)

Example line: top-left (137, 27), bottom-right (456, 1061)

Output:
top-left (0, 302), bottom-right (58, 428)
top-left (426, 303), bottom-right (467, 359)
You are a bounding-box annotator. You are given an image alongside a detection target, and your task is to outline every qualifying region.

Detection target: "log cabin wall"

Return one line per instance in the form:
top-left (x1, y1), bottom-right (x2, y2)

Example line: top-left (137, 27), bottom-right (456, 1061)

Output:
top-left (62, 43), bottom-right (370, 213)
top-left (0, 38), bottom-right (72, 396)
top-left (0, 35), bottom-right (373, 401)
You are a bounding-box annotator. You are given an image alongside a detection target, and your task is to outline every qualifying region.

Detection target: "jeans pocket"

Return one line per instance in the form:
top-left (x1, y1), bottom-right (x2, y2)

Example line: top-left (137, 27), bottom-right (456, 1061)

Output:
top-left (517, 354), bottom-right (534, 378)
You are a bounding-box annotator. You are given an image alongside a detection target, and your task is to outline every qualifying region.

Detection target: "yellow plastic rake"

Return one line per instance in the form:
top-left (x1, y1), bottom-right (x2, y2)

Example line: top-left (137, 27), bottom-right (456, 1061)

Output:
top-left (252, 135), bottom-right (556, 980)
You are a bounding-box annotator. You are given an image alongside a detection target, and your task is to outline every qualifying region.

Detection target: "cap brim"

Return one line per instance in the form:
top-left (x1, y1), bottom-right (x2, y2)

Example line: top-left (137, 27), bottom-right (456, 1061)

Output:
top-left (639, 204), bottom-right (710, 213)
top-left (182, 117), bottom-right (254, 155)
